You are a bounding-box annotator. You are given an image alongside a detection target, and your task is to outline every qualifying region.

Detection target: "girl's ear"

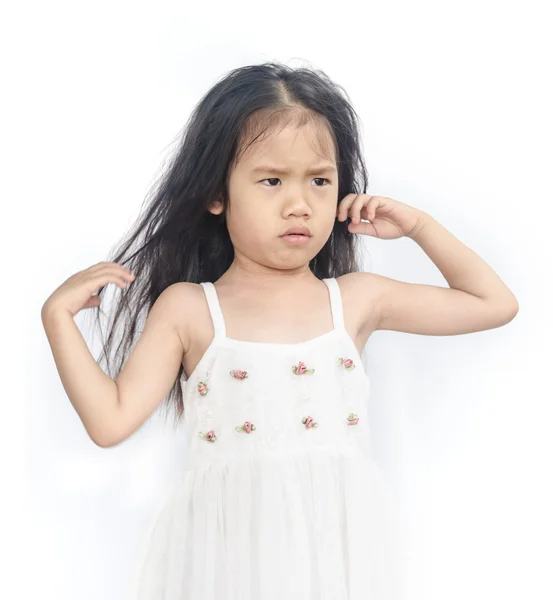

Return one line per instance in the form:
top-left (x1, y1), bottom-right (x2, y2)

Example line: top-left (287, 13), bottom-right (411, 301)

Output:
top-left (207, 197), bottom-right (224, 215)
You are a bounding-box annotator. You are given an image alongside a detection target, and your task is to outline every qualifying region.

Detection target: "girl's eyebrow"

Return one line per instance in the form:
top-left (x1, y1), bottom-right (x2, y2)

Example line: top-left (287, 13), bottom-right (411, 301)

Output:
top-left (251, 164), bottom-right (337, 176)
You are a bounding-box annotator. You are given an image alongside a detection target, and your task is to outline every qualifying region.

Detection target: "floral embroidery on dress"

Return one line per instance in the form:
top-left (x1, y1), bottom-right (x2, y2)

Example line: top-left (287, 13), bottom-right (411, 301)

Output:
top-left (197, 381), bottom-right (209, 396)
top-left (302, 415), bottom-right (318, 429)
top-left (230, 369), bottom-right (248, 380)
top-left (235, 421), bottom-right (256, 433)
top-left (338, 358), bottom-right (356, 371)
top-left (292, 361), bottom-right (315, 375)
top-left (347, 413), bottom-right (359, 426)
top-left (199, 429), bottom-right (217, 442)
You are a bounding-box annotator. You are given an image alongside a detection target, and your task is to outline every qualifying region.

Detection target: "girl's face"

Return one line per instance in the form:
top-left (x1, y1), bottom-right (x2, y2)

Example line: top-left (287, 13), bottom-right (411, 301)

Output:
top-left (209, 120), bottom-right (339, 275)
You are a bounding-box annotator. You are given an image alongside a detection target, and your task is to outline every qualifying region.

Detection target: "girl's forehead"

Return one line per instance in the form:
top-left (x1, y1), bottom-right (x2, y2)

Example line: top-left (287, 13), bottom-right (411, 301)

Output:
top-left (235, 121), bottom-right (336, 170)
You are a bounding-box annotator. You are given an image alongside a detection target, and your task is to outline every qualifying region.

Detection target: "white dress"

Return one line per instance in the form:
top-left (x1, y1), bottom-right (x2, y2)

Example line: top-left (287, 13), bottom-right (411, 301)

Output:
top-left (128, 278), bottom-right (405, 599)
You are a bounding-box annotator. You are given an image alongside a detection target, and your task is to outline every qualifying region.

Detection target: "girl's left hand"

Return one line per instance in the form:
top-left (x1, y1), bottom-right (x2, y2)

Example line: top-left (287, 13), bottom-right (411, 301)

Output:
top-left (336, 194), bottom-right (427, 240)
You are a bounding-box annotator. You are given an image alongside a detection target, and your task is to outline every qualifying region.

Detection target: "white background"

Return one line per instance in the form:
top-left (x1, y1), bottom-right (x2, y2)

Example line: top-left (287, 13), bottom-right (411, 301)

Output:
top-left (3, 0), bottom-right (552, 598)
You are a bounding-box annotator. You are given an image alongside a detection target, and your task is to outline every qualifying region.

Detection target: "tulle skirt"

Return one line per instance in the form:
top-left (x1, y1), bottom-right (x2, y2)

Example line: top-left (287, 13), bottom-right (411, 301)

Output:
top-left (128, 448), bottom-right (405, 600)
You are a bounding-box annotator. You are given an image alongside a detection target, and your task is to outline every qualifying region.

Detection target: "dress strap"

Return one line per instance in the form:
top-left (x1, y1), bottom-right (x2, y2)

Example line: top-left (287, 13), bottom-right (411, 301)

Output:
top-left (201, 279), bottom-right (343, 337)
top-left (199, 282), bottom-right (227, 338)
top-left (323, 277), bottom-right (345, 330)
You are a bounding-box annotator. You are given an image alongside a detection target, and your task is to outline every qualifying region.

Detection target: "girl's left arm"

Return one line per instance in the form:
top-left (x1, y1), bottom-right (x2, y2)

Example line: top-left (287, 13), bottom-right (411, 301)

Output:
top-left (338, 195), bottom-right (519, 335)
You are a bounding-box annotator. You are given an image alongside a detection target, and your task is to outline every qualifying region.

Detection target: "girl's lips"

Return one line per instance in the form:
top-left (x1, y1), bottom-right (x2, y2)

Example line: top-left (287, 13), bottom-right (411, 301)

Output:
top-left (279, 234), bottom-right (311, 245)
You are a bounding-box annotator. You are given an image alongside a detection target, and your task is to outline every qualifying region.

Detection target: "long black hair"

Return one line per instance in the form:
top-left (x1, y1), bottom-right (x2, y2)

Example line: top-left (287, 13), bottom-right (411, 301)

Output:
top-left (92, 60), bottom-right (369, 425)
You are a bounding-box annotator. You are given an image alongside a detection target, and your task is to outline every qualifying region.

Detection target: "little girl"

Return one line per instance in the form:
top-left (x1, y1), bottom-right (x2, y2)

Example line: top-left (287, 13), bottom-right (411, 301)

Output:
top-left (41, 61), bottom-right (518, 599)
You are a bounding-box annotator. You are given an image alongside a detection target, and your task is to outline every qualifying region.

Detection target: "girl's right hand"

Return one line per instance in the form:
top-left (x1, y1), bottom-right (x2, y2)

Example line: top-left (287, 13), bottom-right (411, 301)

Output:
top-left (41, 261), bottom-right (136, 318)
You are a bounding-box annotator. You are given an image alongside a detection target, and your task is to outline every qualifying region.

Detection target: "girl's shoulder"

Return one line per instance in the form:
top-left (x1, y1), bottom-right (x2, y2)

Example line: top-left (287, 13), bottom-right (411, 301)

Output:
top-left (335, 272), bottom-right (382, 340)
top-left (156, 282), bottom-right (211, 353)
top-left (157, 281), bottom-right (206, 316)
top-left (335, 271), bottom-right (381, 308)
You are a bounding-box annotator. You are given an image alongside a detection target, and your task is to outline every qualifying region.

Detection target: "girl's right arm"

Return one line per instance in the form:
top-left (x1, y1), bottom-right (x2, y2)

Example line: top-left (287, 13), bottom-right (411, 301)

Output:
top-left (41, 262), bottom-right (187, 448)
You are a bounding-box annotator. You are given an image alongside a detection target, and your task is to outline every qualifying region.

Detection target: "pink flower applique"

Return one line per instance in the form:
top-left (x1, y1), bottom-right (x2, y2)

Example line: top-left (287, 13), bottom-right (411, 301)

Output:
top-left (347, 413), bottom-right (359, 426)
top-left (230, 369), bottom-right (248, 380)
top-left (199, 429), bottom-right (217, 442)
top-left (197, 381), bottom-right (209, 396)
top-left (235, 421), bottom-right (256, 434)
top-left (292, 361), bottom-right (315, 375)
top-left (302, 415), bottom-right (318, 429)
top-left (338, 358), bottom-right (356, 371)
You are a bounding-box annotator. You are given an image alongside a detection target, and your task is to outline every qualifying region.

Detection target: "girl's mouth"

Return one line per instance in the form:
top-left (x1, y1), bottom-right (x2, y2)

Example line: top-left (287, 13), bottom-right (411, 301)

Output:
top-left (279, 234), bottom-right (311, 245)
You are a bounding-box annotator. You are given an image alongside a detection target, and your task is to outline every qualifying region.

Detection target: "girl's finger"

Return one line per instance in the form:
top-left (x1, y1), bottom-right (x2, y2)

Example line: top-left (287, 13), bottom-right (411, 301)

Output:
top-left (88, 266), bottom-right (135, 282)
top-left (349, 195), bottom-right (371, 223)
top-left (365, 197), bottom-right (380, 220)
top-left (86, 261), bottom-right (111, 272)
top-left (83, 295), bottom-right (102, 309)
top-left (87, 273), bottom-right (132, 293)
top-left (336, 194), bottom-right (360, 221)
top-left (87, 261), bottom-right (133, 276)
top-left (348, 220), bottom-right (377, 237)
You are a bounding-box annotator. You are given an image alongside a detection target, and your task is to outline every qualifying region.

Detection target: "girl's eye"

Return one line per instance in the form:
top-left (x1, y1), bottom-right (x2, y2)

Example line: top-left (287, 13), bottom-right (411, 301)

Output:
top-left (260, 178), bottom-right (330, 187)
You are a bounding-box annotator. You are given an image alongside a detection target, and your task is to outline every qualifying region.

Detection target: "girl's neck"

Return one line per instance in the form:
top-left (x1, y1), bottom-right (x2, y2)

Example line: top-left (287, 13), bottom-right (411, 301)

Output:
top-left (216, 262), bottom-right (316, 290)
